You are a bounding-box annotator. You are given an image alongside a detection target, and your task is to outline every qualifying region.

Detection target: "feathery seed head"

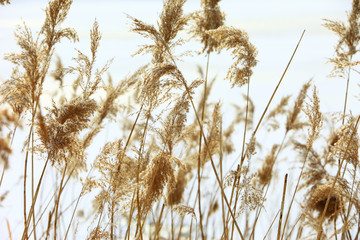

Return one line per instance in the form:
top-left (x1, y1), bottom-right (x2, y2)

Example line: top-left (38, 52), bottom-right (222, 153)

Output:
top-left (207, 26), bottom-right (258, 87)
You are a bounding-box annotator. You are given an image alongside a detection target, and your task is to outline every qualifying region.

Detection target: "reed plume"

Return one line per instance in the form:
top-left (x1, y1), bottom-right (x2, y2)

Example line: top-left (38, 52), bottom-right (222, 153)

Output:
top-left (191, 0), bottom-right (225, 53)
top-left (207, 26), bottom-right (258, 87)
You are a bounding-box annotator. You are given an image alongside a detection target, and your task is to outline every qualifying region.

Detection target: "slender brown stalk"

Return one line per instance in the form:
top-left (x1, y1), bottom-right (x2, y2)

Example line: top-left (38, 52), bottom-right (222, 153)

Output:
top-left (54, 163), bottom-right (68, 240)
top-left (22, 157), bottom-right (50, 240)
top-left (154, 204), bottom-right (165, 239)
top-left (342, 65), bottom-right (352, 124)
top-left (277, 174), bottom-right (288, 240)
top-left (125, 189), bottom-right (137, 240)
top-left (245, 29), bottom-right (305, 238)
top-left (263, 210), bottom-right (280, 240)
top-left (219, 118), bottom-right (227, 239)
top-left (0, 166), bottom-right (4, 188)
top-left (6, 219), bottom-right (12, 240)
top-left (30, 131), bottom-right (36, 240)
top-left (229, 80), bottom-right (250, 240)
top-left (240, 80), bottom-right (251, 167)
top-left (64, 166), bottom-right (95, 239)
top-left (197, 53), bottom-right (210, 240)
top-left (251, 30), bottom-right (305, 138)
top-left (23, 120), bottom-right (37, 239)
top-left (135, 108), bottom-right (152, 239)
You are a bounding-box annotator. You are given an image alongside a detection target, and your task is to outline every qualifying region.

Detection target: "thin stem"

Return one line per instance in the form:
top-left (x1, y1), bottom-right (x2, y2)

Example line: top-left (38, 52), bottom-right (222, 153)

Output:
top-left (230, 80), bottom-right (250, 240)
top-left (249, 132), bottom-right (287, 240)
top-left (110, 199), bottom-right (115, 240)
top-left (54, 163), bottom-right (68, 240)
top-left (252, 30), bottom-right (305, 138)
top-left (154, 204), bottom-right (165, 239)
top-left (125, 188), bottom-right (137, 240)
top-left (0, 166), bottom-right (5, 188)
top-left (64, 166), bottom-right (95, 240)
top-left (31, 131), bottom-right (36, 240)
top-left (277, 174), bottom-right (288, 240)
top-left (342, 65), bottom-right (352, 125)
top-left (21, 157), bottom-right (50, 240)
top-left (281, 146), bottom-right (311, 240)
top-left (287, 215), bottom-right (303, 239)
top-left (263, 210), bottom-right (280, 240)
top-left (240, 80), bottom-right (251, 167)
top-left (135, 108), bottom-right (152, 239)
top-left (219, 118), bottom-right (227, 239)
top-left (197, 52), bottom-right (210, 240)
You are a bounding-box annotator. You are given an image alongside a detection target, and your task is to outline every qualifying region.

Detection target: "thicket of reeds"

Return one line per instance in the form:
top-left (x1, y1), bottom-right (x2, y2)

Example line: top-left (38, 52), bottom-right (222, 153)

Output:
top-left (1, 0), bottom-right (360, 239)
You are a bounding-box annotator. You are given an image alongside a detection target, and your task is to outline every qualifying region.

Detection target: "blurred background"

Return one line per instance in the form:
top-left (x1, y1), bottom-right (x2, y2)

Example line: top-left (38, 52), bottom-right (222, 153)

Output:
top-left (0, 0), bottom-right (356, 112)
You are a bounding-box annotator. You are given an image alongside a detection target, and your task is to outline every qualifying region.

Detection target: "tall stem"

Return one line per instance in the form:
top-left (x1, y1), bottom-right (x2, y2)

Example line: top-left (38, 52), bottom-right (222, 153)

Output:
top-left (197, 52), bottom-right (210, 239)
top-left (54, 163), bottom-right (68, 239)
top-left (21, 157), bottom-right (50, 240)
top-left (342, 64), bottom-right (352, 125)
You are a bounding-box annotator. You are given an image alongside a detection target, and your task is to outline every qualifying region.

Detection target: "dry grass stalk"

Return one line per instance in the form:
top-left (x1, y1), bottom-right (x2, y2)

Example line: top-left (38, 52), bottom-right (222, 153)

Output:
top-left (277, 173), bottom-right (288, 240)
top-left (251, 30), bottom-right (305, 138)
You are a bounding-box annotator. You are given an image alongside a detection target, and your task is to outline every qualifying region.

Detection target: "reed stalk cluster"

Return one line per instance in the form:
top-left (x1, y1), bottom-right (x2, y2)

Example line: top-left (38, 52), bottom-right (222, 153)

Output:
top-left (1, 0), bottom-right (360, 239)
